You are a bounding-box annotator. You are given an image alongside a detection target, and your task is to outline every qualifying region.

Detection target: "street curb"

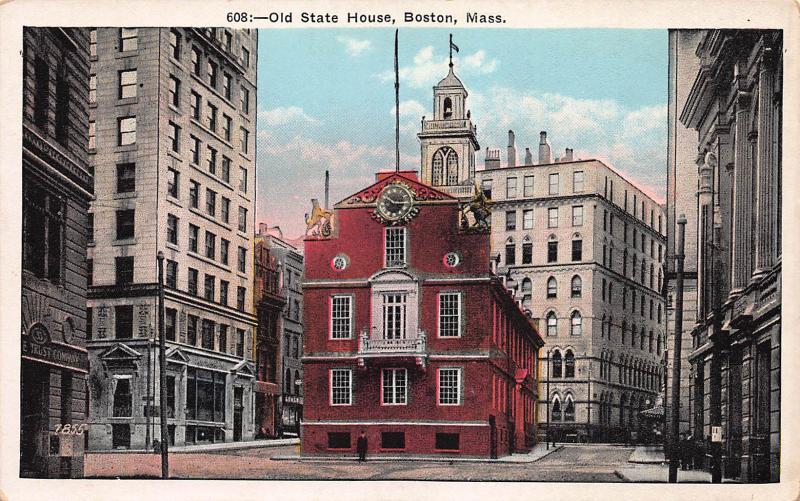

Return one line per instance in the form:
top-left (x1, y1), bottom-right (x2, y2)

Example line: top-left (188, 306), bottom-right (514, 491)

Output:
top-left (86, 439), bottom-right (300, 455)
top-left (271, 445), bottom-right (563, 464)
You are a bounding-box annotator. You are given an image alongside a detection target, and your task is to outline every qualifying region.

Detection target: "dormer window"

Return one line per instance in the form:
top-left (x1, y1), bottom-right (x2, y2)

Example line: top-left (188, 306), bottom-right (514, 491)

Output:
top-left (443, 97), bottom-right (453, 119)
top-left (385, 227), bottom-right (407, 267)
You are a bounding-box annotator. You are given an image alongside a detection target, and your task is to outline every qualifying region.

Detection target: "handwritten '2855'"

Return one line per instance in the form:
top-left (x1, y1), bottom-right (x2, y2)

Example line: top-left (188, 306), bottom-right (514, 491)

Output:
top-left (54, 423), bottom-right (89, 435)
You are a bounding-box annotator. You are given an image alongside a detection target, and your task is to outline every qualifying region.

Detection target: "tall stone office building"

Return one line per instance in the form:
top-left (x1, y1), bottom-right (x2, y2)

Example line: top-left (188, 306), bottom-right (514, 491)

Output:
top-left (665, 29), bottom-right (704, 443)
top-left (671, 29), bottom-right (782, 482)
top-left (85, 28), bottom-right (258, 449)
top-left (21, 27), bottom-right (92, 478)
top-left (416, 63), bottom-right (667, 442)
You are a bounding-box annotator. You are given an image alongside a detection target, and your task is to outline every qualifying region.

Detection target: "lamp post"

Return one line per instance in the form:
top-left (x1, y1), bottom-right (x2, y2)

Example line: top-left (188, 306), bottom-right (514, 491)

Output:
top-left (157, 251), bottom-right (169, 479)
top-left (546, 348), bottom-right (551, 449)
top-left (586, 352), bottom-right (592, 443)
top-left (668, 215), bottom-right (687, 483)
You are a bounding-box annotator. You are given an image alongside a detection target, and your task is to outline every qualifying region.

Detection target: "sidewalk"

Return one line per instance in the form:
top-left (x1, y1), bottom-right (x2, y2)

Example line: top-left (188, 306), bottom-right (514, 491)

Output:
top-left (272, 443), bottom-right (563, 464)
top-left (627, 445), bottom-right (666, 464)
top-left (616, 464), bottom-right (739, 483)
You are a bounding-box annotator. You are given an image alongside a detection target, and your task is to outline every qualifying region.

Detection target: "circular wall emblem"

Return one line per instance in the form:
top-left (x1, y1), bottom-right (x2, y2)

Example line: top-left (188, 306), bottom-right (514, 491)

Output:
top-left (29, 322), bottom-right (50, 345)
top-left (331, 254), bottom-right (349, 271)
top-left (443, 252), bottom-right (461, 268)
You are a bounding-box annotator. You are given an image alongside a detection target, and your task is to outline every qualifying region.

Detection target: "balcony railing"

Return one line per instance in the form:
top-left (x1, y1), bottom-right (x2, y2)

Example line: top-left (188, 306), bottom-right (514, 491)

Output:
top-left (438, 184), bottom-right (474, 197)
top-left (422, 119), bottom-right (477, 134)
top-left (358, 329), bottom-right (427, 356)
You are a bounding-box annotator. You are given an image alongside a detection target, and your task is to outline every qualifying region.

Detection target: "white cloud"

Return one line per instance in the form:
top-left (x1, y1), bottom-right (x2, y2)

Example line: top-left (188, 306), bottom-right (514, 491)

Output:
top-left (336, 36), bottom-right (372, 56)
top-left (378, 46), bottom-right (500, 88)
top-left (468, 86), bottom-right (666, 202)
top-left (462, 50), bottom-right (498, 74)
top-left (259, 106), bottom-right (321, 127)
top-left (390, 100), bottom-right (426, 118)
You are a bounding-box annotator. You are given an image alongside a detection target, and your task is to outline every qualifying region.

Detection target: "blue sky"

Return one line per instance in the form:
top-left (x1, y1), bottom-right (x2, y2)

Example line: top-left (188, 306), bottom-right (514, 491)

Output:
top-left (257, 29), bottom-right (668, 238)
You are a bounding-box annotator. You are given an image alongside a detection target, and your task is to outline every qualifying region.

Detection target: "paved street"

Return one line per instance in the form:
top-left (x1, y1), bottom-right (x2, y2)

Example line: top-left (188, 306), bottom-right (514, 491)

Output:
top-left (85, 444), bottom-right (634, 481)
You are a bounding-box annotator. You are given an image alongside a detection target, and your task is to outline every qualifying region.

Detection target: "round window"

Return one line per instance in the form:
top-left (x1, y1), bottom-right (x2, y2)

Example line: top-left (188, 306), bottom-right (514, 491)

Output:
top-left (331, 254), bottom-right (349, 271)
top-left (443, 252), bottom-right (460, 268)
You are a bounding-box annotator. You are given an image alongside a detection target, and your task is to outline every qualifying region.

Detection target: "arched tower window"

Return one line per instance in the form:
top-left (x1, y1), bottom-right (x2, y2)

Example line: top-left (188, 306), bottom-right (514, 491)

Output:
top-left (552, 349), bottom-right (562, 378)
top-left (294, 369), bottom-right (301, 395)
top-left (547, 277), bottom-right (557, 298)
top-left (546, 312), bottom-right (558, 337)
top-left (432, 147), bottom-right (458, 186)
top-left (521, 278), bottom-right (532, 310)
top-left (564, 350), bottom-right (575, 378)
top-left (570, 311), bottom-right (582, 336)
top-left (564, 394), bottom-right (576, 421)
top-left (285, 368), bottom-right (292, 394)
top-left (551, 395), bottom-right (562, 421)
top-left (443, 97), bottom-right (453, 119)
top-left (571, 275), bottom-right (582, 298)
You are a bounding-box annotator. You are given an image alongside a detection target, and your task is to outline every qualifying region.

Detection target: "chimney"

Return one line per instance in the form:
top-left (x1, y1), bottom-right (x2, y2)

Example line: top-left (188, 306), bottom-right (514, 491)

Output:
top-left (324, 170), bottom-right (330, 208)
top-left (564, 148), bottom-right (574, 162)
top-left (538, 131), bottom-right (551, 164)
top-left (524, 147), bottom-right (533, 165)
top-left (507, 130), bottom-right (517, 167)
top-left (485, 148), bottom-right (501, 169)
top-left (258, 222), bottom-right (269, 235)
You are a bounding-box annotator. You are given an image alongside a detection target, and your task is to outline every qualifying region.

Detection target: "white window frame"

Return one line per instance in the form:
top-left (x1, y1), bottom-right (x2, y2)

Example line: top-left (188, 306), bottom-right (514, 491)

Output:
top-left (523, 209), bottom-right (534, 230)
top-left (330, 295), bottom-right (353, 340)
top-left (548, 207), bottom-right (559, 228)
top-left (381, 368), bottom-right (408, 405)
top-left (572, 205), bottom-right (583, 227)
top-left (506, 177), bottom-right (517, 198)
top-left (573, 171), bottom-right (585, 193)
top-left (438, 367), bottom-right (462, 406)
top-left (330, 368), bottom-right (352, 406)
top-left (438, 292), bottom-right (462, 338)
top-left (549, 173), bottom-right (559, 195)
top-left (384, 227), bottom-right (407, 267)
top-left (381, 293), bottom-right (407, 339)
top-left (523, 175), bottom-right (534, 197)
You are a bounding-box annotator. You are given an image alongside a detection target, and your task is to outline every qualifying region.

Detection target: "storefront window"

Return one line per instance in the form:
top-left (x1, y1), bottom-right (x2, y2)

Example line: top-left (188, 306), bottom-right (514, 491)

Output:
top-left (186, 367), bottom-right (226, 423)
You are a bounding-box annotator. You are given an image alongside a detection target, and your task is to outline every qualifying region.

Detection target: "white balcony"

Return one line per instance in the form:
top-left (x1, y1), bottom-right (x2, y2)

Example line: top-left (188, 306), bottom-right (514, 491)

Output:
top-left (357, 329), bottom-right (427, 367)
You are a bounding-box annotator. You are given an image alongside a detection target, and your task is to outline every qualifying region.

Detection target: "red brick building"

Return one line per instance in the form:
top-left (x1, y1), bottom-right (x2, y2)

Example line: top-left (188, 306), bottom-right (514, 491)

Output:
top-left (253, 234), bottom-right (285, 437)
top-left (301, 171), bottom-right (544, 457)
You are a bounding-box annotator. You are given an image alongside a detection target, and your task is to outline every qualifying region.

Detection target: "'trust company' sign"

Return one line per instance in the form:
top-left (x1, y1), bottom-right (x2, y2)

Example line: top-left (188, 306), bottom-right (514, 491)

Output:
top-left (22, 323), bottom-right (88, 373)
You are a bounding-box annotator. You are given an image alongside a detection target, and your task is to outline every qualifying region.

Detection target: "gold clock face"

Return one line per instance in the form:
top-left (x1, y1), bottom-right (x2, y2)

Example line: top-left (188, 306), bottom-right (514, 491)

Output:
top-left (376, 184), bottom-right (414, 222)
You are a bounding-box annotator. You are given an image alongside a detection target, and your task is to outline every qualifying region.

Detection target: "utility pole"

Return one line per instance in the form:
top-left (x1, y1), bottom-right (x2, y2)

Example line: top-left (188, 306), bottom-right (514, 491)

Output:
top-left (668, 215), bottom-right (687, 483)
top-left (157, 251), bottom-right (169, 479)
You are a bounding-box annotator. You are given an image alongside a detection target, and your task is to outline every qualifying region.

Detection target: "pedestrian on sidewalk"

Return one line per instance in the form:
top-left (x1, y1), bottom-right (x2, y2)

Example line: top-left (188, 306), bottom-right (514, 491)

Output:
top-left (356, 430), bottom-right (368, 462)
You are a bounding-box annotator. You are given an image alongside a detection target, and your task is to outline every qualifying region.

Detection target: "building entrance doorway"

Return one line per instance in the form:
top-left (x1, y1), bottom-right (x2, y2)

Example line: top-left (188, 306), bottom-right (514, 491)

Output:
top-left (20, 360), bottom-right (48, 477)
top-left (233, 387), bottom-right (244, 442)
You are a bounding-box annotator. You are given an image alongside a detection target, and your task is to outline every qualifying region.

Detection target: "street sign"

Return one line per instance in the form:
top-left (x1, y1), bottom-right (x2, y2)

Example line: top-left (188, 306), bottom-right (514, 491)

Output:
top-left (711, 425), bottom-right (723, 442)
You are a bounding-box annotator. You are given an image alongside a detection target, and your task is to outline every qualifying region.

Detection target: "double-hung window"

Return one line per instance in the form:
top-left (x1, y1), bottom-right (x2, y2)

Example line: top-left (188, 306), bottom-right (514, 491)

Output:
top-left (523, 175), bottom-right (534, 197)
top-left (549, 173), bottom-right (559, 195)
top-left (438, 368), bottom-right (462, 405)
top-left (330, 295), bottom-right (352, 339)
top-left (506, 177), bottom-right (517, 198)
top-left (572, 205), bottom-right (583, 226)
top-left (382, 369), bottom-right (407, 405)
top-left (119, 69), bottom-right (137, 99)
top-left (384, 227), bottom-right (406, 267)
top-left (523, 209), bottom-right (534, 230)
top-left (573, 171), bottom-right (585, 193)
top-left (438, 292), bottom-right (461, 338)
top-left (330, 368), bottom-right (352, 405)
top-left (548, 207), bottom-right (559, 228)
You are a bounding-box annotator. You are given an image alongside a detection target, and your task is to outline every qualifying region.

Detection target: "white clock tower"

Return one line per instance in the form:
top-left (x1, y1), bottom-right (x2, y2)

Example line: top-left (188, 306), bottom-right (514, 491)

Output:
top-left (417, 59), bottom-right (480, 198)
